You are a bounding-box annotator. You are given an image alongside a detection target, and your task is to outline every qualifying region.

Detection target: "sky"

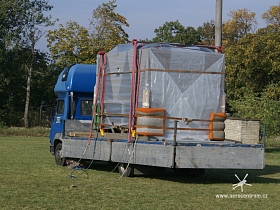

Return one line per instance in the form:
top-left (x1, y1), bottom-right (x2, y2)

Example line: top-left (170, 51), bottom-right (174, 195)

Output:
top-left (36, 0), bottom-right (279, 51)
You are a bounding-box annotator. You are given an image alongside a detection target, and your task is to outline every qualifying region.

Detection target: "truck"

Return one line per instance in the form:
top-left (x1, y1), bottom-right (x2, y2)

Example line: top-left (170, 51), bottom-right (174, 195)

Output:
top-left (49, 41), bottom-right (264, 177)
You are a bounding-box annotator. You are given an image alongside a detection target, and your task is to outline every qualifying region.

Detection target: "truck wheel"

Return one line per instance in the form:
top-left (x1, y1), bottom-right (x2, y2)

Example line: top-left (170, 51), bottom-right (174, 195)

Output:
top-left (55, 143), bottom-right (66, 166)
top-left (118, 163), bottom-right (134, 177)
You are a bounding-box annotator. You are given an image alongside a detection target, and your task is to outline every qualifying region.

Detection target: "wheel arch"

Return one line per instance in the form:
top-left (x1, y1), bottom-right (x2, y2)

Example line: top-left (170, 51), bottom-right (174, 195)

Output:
top-left (53, 133), bottom-right (63, 150)
top-left (54, 139), bottom-right (62, 150)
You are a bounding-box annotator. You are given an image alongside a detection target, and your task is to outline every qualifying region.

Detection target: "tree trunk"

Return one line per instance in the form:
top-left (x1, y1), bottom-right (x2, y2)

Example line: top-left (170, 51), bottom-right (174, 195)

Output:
top-left (24, 65), bottom-right (32, 128)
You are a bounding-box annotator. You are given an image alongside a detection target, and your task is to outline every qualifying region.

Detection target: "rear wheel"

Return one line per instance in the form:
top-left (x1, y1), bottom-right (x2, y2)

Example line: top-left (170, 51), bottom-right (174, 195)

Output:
top-left (118, 163), bottom-right (134, 177)
top-left (55, 143), bottom-right (66, 166)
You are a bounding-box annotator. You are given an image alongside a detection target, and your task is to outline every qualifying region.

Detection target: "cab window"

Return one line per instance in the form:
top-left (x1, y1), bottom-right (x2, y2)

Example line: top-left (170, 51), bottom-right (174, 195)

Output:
top-left (80, 100), bottom-right (93, 116)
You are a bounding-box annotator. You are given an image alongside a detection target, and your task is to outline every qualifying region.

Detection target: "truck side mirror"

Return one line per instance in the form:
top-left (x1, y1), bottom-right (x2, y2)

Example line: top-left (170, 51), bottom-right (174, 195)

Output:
top-left (41, 101), bottom-right (46, 113)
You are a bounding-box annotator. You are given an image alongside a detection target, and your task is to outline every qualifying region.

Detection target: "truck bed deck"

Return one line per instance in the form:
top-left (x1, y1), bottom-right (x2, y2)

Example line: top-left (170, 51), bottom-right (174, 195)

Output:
top-left (61, 135), bottom-right (264, 170)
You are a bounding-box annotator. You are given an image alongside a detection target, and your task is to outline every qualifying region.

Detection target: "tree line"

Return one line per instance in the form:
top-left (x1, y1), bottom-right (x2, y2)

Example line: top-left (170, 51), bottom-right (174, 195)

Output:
top-left (0, 0), bottom-right (279, 136)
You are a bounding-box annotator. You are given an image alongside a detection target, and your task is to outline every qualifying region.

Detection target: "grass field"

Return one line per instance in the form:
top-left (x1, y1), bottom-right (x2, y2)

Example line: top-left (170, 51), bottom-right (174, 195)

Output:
top-left (0, 136), bottom-right (279, 210)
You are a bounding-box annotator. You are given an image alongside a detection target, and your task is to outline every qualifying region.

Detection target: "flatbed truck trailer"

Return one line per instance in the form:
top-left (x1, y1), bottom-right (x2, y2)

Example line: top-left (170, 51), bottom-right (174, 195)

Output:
top-left (49, 42), bottom-right (264, 176)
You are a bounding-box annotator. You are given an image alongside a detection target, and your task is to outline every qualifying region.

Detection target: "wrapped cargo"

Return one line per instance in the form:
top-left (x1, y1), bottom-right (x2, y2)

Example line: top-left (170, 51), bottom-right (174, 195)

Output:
top-left (96, 43), bottom-right (225, 141)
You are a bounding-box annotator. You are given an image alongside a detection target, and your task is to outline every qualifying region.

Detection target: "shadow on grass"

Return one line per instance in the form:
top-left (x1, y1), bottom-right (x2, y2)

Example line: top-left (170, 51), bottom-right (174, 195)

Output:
top-left (83, 161), bottom-right (280, 184)
top-left (265, 148), bottom-right (280, 153)
top-left (148, 166), bottom-right (280, 185)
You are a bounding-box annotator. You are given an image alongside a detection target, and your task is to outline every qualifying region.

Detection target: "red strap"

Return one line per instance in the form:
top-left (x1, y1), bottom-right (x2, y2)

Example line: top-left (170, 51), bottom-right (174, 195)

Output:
top-left (88, 52), bottom-right (105, 145)
top-left (100, 53), bottom-right (107, 127)
top-left (128, 39), bottom-right (138, 143)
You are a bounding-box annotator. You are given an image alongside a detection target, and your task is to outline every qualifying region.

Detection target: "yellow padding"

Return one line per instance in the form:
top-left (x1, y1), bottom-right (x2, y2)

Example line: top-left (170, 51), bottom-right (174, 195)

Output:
top-left (100, 128), bottom-right (105, 137)
top-left (131, 128), bottom-right (136, 138)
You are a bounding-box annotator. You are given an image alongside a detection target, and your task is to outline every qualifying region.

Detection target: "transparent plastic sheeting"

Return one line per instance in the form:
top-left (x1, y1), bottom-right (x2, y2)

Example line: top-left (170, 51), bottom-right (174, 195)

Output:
top-left (98, 44), bottom-right (225, 141)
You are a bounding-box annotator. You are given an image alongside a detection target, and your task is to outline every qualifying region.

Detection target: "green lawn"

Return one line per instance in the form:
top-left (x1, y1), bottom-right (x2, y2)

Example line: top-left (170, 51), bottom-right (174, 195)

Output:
top-left (0, 136), bottom-right (279, 210)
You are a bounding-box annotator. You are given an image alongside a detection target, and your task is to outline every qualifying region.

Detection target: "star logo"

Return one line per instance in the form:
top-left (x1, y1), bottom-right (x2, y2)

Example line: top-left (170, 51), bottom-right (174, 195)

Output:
top-left (232, 174), bottom-right (252, 192)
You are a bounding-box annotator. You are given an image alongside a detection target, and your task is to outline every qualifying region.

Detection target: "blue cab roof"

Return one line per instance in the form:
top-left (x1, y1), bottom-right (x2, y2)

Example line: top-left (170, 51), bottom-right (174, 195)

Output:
top-left (54, 64), bottom-right (96, 93)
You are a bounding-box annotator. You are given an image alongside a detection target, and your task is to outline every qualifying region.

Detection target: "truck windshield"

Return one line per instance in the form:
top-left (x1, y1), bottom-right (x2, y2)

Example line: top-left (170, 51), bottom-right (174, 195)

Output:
top-left (80, 100), bottom-right (93, 116)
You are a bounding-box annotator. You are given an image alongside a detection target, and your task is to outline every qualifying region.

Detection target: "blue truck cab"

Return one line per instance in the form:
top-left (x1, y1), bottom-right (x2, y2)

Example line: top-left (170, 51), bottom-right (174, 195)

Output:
top-left (49, 64), bottom-right (96, 164)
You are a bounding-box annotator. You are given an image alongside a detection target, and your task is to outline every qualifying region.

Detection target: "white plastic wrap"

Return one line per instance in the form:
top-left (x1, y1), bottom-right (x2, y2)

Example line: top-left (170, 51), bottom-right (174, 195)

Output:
top-left (99, 44), bottom-right (225, 141)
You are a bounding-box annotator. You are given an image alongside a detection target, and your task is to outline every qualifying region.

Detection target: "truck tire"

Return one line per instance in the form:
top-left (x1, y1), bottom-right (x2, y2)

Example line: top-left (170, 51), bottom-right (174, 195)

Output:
top-left (55, 143), bottom-right (66, 166)
top-left (118, 163), bottom-right (134, 177)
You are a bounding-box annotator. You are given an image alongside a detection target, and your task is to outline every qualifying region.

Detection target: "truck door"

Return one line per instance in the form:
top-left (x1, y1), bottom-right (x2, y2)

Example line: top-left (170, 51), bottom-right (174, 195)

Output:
top-left (49, 99), bottom-right (65, 144)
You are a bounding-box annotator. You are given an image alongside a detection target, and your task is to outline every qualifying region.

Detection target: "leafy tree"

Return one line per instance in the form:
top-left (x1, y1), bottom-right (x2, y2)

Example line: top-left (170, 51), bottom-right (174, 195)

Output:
top-left (0, 0), bottom-right (55, 127)
top-left (47, 0), bottom-right (129, 67)
top-left (30, 62), bottom-right (61, 107)
top-left (28, 52), bottom-right (56, 107)
top-left (41, 63), bottom-right (62, 106)
top-left (229, 93), bottom-right (280, 136)
top-left (47, 21), bottom-right (94, 68)
top-left (226, 24), bottom-right (280, 100)
top-left (0, 0), bottom-right (54, 47)
top-left (18, 0), bottom-right (55, 128)
top-left (89, 0), bottom-right (130, 52)
top-left (0, 0), bottom-right (29, 93)
top-left (262, 3), bottom-right (280, 25)
top-left (225, 21), bottom-right (280, 136)
top-left (184, 26), bottom-right (199, 45)
top-left (223, 8), bottom-right (257, 48)
top-left (0, 1), bottom-right (25, 126)
top-left (0, 0), bottom-right (27, 46)
top-left (0, 48), bottom-right (26, 126)
top-left (152, 20), bottom-right (199, 45)
top-left (197, 20), bottom-right (215, 45)
top-left (0, 47), bottom-right (51, 127)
